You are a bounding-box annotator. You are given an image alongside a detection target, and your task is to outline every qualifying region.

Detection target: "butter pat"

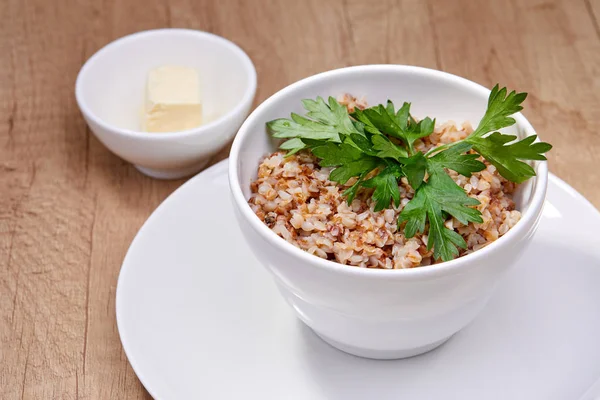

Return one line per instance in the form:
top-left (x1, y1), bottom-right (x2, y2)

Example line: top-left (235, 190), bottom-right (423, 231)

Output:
top-left (144, 66), bottom-right (202, 132)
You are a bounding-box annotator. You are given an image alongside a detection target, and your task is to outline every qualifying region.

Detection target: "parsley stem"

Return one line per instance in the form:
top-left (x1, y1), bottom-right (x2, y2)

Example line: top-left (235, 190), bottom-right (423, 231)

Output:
top-left (424, 140), bottom-right (464, 157)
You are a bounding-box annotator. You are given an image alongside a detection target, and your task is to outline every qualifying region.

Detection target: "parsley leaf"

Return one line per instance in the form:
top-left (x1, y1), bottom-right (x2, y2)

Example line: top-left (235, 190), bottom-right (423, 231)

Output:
top-left (354, 102), bottom-right (435, 153)
top-left (387, 101), bottom-right (411, 128)
top-left (402, 153), bottom-right (427, 189)
top-left (346, 132), bottom-right (377, 155)
top-left (353, 104), bottom-right (405, 139)
top-left (302, 96), bottom-right (360, 136)
top-left (268, 96), bottom-right (363, 143)
top-left (329, 158), bottom-right (380, 184)
top-left (370, 136), bottom-right (426, 188)
top-left (311, 142), bottom-right (363, 167)
top-left (470, 85), bottom-right (527, 138)
top-left (267, 113), bottom-right (341, 142)
top-left (425, 169), bottom-right (483, 226)
top-left (427, 142), bottom-right (486, 177)
top-left (361, 165), bottom-right (402, 212)
top-left (372, 134), bottom-right (408, 160)
top-left (311, 141), bottom-right (380, 184)
top-left (425, 85), bottom-right (552, 183)
top-left (412, 117), bottom-right (436, 145)
top-left (467, 133), bottom-right (552, 183)
top-left (279, 138), bottom-right (306, 155)
top-left (398, 167), bottom-right (482, 262)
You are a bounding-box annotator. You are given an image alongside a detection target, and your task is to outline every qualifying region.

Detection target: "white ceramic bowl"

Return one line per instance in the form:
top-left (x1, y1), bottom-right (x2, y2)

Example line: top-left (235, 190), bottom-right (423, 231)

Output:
top-left (76, 29), bottom-right (256, 179)
top-left (229, 65), bottom-right (548, 359)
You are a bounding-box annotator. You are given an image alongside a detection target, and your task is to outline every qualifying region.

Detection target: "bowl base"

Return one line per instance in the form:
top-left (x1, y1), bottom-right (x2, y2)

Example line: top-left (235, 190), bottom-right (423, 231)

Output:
top-left (135, 159), bottom-right (211, 180)
top-left (315, 332), bottom-right (452, 360)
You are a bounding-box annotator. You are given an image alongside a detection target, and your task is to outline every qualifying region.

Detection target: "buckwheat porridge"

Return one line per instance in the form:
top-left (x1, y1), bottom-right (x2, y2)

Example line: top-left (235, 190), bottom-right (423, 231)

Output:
top-left (248, 90), bottom-right (548, 269)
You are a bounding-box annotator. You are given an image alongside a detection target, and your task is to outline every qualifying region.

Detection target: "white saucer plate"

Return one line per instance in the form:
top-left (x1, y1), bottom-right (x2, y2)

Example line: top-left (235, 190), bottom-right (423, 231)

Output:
top-left (116, 160), bottom-right (600, 400)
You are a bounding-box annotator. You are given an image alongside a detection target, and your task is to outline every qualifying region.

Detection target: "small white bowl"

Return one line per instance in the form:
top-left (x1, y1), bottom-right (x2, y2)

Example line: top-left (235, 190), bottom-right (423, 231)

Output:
top-left (76, 29), bottom-right (256, 179)
top-left (229, 65), bottom-right (548, 359)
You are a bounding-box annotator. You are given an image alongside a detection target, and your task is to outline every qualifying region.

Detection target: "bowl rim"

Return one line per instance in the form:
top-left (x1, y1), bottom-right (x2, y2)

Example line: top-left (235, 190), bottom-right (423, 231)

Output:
top-left (75, 28), bottom-right (257, 141)
top-left (229, 64), bottom-right (548, 278)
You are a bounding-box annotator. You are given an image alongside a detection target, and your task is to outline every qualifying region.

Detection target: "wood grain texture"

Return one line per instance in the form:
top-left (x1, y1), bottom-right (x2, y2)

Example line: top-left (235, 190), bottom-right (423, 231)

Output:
top-left (0, 0), bottom-right (598, 398)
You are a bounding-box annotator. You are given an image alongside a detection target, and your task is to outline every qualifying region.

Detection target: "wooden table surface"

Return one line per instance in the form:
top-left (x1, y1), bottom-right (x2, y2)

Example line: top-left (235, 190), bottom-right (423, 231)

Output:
top-left (1, 0), bottom-right (599, 398)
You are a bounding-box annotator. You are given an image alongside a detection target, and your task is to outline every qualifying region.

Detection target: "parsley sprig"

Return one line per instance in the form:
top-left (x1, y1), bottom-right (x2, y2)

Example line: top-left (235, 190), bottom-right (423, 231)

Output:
top-left (266, 86), bottom-right (552, 262)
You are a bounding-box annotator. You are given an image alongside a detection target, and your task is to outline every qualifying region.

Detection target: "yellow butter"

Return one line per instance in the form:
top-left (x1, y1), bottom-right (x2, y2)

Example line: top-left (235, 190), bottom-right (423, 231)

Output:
top-left (144, 66), bottom-right (202, 132)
